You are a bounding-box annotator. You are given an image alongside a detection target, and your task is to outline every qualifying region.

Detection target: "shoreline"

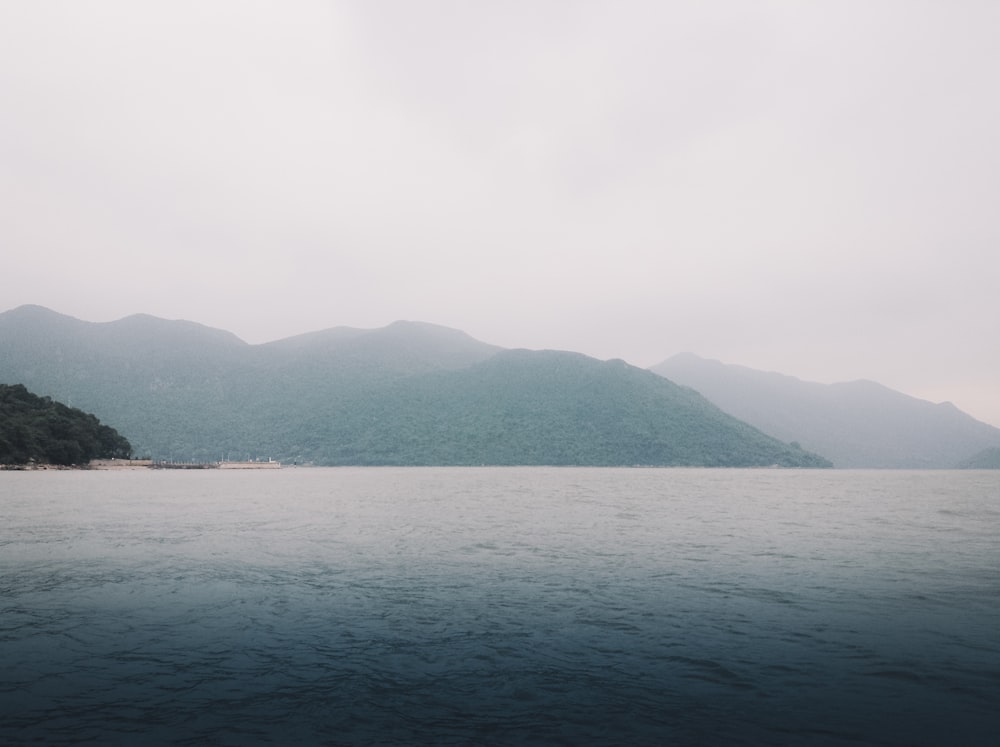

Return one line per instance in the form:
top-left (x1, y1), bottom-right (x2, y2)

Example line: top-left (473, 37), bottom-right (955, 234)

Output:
top-left (1, 459), bottom-right (281, 471)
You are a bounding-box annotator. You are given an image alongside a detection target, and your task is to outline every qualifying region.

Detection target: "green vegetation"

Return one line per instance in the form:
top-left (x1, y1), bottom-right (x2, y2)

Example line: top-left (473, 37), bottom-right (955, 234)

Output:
top-left (291, 351), bottom-right (832, 467)
top-left (0, 306), bottom-right (830, 467)
top-left (0, 384), bottom-right (132, 465)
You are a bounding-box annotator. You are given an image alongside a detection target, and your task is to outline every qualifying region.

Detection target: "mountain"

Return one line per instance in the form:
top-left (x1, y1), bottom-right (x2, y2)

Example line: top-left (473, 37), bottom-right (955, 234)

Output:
top-left (305, 350), bottom-right (830, 466)
top-left (955, 447), bottom-right (1000, 469)
top-left (0, 306), bottom-right (828, 467)
top-left (651, 353), bottom-right (1000, 468)
top-left (0, 383), bottom-right (132, 465)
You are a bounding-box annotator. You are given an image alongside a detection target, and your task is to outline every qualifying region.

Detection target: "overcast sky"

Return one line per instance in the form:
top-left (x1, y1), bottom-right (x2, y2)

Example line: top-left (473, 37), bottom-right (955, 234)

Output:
top-left (2, 1), bottom-right (998, 426)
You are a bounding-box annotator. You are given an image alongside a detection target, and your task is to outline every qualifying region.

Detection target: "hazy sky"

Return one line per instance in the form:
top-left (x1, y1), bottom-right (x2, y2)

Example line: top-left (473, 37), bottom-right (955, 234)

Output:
top-left (2, 1), bottom-right (998, 426)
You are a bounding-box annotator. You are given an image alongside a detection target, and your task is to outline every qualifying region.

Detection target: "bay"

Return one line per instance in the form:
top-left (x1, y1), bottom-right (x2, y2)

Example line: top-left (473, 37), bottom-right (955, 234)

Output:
top-left (1, 468), bottom-right (998, 745)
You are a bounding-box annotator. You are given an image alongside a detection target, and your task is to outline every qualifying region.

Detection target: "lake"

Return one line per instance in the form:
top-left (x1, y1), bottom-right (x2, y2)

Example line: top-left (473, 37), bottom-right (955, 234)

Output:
top-left (1, 468), bottom-right (998, 745)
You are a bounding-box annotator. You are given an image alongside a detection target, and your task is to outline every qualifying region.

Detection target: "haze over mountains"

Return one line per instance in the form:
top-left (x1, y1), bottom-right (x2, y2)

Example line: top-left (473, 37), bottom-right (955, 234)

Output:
top-left (4, 305), bottom-right (995, 469)
top-left (653, 353), bottom-right (1000, 468)
top-left (0, 306), bottom-right (827, 468)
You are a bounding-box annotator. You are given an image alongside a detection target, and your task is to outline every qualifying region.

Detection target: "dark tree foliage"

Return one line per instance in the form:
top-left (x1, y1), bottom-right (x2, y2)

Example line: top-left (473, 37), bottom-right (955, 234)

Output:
top-left (0, 384), bottom-right (132, 465)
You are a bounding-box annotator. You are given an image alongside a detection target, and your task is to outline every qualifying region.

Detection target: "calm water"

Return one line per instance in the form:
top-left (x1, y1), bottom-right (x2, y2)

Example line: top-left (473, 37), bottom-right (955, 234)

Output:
top-left (1, 468), bottom-right (998, 745)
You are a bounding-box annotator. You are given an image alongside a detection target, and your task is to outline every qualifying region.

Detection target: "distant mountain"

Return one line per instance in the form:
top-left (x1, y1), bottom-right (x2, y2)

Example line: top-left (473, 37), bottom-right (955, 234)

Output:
top-left (315, 350), bottom-right (830, 466)
top-left (955, 447), bottom-right (1000, 469)
top-left (0, 306), bottom-right (828, 467)
top-left (651, 353), bottom-right (1000, 468)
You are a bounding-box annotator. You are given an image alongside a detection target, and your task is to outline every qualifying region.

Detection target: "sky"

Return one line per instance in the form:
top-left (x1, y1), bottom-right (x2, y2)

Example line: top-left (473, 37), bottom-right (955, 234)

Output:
top-left (2, 1), bottom-right (998, 427)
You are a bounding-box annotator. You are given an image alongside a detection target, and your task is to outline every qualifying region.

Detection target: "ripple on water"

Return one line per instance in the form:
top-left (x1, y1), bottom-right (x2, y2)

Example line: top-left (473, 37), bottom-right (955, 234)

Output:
top-left (1, 468), bottom-right (999, 745)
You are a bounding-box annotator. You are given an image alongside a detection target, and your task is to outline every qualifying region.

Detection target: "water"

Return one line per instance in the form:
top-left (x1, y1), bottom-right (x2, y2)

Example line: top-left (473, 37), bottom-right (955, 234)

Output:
top-left (1, 468), bottom-right (998, 745)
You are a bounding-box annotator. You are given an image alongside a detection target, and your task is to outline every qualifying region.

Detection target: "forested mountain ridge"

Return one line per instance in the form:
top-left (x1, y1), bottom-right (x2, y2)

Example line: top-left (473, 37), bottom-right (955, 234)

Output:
top-left (0, 383), bottom-right (132, 465)
top-left (0, 306), bottom-right (828, 467)
top-left (299, 349), bottom-right (829, 466)
top-left (652, 353), bottom-right (1000, 468)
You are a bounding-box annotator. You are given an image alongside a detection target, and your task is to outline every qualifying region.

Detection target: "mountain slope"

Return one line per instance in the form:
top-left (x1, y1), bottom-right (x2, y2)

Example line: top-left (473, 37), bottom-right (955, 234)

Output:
top-left (0, 306), bottom-right (826, 467)
top-left (0, 305), bottom-right (258, 459)
top-left (0, 383), bottom-right (132, 465)
top-left (292, 350), bottom-right (831, 466)
top-left (955, 447), bottom-right (1000, 469)
top-left (651, 353), bottom-right (1000, 468)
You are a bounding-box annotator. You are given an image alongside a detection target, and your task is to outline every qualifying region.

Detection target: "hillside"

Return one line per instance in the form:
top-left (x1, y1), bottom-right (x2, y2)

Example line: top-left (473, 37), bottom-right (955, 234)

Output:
top-left (955, 447), bottom-right (1000, 469)
top-left (0, 306), bottom-right (827, 467)
top-left (286, 350), bottom-right (830, 466)
top-left (0, 383), bottom-right (132, 465)
top-left (651, 353), bottom-right (1000, 468)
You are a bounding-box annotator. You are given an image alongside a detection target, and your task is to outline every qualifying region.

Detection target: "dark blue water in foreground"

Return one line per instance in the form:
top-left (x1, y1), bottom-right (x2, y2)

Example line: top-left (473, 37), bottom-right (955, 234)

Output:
top-left (2, 468), bottom-right (998, 745)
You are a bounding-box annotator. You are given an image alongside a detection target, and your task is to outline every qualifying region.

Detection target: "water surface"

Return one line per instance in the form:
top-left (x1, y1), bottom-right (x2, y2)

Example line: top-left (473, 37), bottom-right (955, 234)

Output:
top-left (2, 468), bottom-right (998, 745)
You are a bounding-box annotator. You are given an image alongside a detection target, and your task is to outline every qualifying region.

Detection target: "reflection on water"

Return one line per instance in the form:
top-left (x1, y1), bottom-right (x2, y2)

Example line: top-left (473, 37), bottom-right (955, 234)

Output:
top-left (2, 468), bottom-right (999, 745)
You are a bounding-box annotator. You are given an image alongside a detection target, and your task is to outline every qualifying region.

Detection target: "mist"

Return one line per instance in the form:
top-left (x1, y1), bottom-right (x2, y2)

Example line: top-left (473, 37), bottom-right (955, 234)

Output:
top-left (1, 1), bottom-right (997, 425)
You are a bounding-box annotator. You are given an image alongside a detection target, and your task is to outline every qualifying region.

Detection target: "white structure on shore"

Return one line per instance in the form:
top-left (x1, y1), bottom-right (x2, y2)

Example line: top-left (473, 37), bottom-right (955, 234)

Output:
top-left (218, 459), bottom-right (281, 469)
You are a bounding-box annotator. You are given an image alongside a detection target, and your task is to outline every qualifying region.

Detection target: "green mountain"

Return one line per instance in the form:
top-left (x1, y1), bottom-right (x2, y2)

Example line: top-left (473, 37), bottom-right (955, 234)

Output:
top-left (0, 305), bottom-right (829, 467)
top-left (0, 383), bottom-right (132, 465)
top-left (652, 352), bottom-right (1000, 468)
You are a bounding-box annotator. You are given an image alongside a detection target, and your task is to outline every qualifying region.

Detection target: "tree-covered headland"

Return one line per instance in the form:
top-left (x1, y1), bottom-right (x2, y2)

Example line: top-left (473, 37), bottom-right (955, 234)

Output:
top-left (0, 383), bottom-right (132, 466)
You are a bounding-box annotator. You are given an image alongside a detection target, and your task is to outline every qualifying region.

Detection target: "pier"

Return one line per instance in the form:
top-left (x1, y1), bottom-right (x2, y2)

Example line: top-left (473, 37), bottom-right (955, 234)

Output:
top-left (149, 459), bottom-right (282, 470)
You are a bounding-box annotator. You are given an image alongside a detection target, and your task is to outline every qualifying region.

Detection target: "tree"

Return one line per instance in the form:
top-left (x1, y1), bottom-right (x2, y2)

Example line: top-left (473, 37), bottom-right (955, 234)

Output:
top-left (0, 384), bottom-right (133, 465)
